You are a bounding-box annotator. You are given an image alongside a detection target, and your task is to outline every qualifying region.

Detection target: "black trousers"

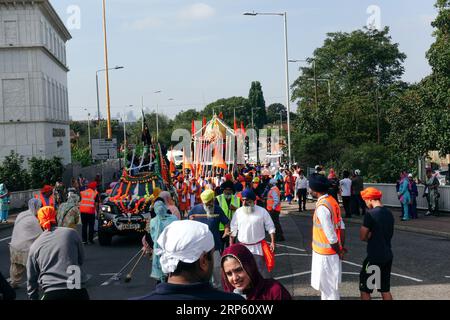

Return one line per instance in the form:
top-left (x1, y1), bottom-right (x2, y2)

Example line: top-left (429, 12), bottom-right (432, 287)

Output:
top-left (80, 213), bottom-right (95, 242)
top-left (297, 189), bottom-right (307, 211)
top-left (342, 196), bottom-right (351, 218)
top-left (42, 288), bottom-right (90, 300)
top-left (219, 230), bottom-right (230, 254)
top-left (269, 210), bottom-right (285, 240)
top-left (351, 194), bottom-right (366, 216)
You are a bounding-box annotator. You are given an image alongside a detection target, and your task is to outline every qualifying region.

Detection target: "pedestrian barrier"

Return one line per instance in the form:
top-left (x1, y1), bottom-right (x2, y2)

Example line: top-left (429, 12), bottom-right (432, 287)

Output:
top-left (364, 183), bottom-right (450, 213)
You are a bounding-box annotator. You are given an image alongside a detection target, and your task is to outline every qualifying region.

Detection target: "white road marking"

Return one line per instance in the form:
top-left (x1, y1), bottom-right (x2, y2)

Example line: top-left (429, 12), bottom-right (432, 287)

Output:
top-left (275, 271), bottom-right (311, 280)
top-left (276, 244), bottom-right (306, 252)
top-left (342, 260), bottom-right (423, 283)
top-left (0, 236), bottom-right (11, 242)
top-left (445, 276), bottom-right (450, 279)
top-left (99, 273), bottom-right (118, 276)
top-left (275, 253), bottom-right (310, 257)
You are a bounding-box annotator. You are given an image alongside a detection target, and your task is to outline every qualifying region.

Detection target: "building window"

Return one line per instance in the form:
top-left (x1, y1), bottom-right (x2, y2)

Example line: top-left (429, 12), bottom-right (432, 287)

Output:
top-left (4, 20), bottom-right (18, 45)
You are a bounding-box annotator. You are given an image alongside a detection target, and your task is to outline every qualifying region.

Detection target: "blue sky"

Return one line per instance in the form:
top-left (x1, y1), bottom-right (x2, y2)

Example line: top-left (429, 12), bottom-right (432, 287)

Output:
top-left (50, 0), bottom-right (438, 121)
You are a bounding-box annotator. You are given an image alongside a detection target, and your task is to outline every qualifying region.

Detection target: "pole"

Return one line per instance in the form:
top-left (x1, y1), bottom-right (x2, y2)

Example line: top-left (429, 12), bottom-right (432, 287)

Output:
top-left (156, 104), bottom-right (159, 141)
top-left (283, 12), bottom-right (292, 166)
top-left (102, 0), bottom-right (112, 139)
top-left (123, 113), bottom-right (127, 148)
top-left (96, 72), bottom-right (101, 139)
top-left (87, 113), bottom-right (91, 155)
top-left (376, 86), bottom-right (380, 144)
top-left (313, 59), bottom-right (318, 108)
top-left (251, 108), bottom-right (254, 128)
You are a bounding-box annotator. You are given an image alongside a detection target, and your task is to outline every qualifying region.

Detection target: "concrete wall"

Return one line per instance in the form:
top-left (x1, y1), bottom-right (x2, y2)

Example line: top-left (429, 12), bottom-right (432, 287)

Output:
top-left (365, 183), bottom-right (450, 213)
top-left (63, 159), bottom-right (122, 189)
top-left (8, 188), bottom-right (40, 210)
top-left (0, 2), bottom-right (71, 165)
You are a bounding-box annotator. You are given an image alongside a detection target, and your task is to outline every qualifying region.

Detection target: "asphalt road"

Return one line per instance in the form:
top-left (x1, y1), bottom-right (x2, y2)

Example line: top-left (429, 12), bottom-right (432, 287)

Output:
top-left (1, 211), bottom-right (450, 300)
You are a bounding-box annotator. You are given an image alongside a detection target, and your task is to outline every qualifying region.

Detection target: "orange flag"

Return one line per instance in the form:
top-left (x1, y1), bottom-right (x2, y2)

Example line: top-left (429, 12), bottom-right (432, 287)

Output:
top-left (183, 148), bottom-right (192, 171)
top-left (191, 119), bottom-right (196, 135)
top-left (212, 144), bottom-right (227, 170)
top-left (169, 147), bottom-right (176, 174)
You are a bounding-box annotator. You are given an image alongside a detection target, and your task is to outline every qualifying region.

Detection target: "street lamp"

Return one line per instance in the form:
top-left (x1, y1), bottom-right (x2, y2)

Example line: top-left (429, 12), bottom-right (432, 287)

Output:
top-left (244, 11), bottom-right (292, 166)
top-left (122, 105), bottom-right (134, 147)
top-left (154, 90), bottom-right (162, 141)
top-left (84, 108), bottom-right (91, 155)
top-left (96, 66), bottom-right (124, 140)
top-left (289, 59), bottom-right (319, 107)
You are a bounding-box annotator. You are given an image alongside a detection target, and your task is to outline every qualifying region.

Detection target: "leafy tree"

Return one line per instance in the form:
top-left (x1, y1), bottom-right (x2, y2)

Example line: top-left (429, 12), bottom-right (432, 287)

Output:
top-left (202, 97), bottom-right (249, 128)
top-left (291, 27), bottom-right (407, 146)
top-left (266, 103), bottom-right (287, 125)
top-left (0, 151), bottom-right (29, 192)
top-left (28, 157), bottom-right (64, 189)
top-left (71, 146), bottom-right (92, 167)
top-left (248, 81), bottom-right (267, 128)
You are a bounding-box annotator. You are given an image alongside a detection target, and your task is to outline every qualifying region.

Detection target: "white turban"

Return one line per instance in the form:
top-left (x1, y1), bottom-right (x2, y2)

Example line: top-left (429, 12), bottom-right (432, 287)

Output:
top-left (156, 220), bottom-right (215, 274)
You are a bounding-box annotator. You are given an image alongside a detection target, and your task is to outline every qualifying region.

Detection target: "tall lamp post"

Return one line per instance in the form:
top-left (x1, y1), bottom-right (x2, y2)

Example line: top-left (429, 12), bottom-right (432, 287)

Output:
top-left (289, 59), bottom-right (319, 107)
top-left (154, 90), bottom-right (162, 141)
top-left (84, 108), bottom-right (91, 155)
top-left (122, 105), bottom-right (134, 147)
top-left (96, 66), bottom-right (124, 139)
top-left (244, 11), bottom-right (292, 166)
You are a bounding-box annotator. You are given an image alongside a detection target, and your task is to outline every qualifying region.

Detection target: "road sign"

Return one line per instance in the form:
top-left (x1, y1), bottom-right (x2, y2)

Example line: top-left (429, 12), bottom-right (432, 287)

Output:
top-left (92, 139), bottom-right (118, 160)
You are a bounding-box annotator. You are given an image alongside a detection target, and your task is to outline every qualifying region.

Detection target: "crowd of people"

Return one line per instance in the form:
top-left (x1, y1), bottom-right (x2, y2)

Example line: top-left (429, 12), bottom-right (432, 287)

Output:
top-left (0, 162), bottom-right (444, 301)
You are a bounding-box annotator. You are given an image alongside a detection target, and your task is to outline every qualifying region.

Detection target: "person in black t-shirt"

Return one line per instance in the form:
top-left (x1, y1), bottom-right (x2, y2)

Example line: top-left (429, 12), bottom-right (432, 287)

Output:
top-left (359, 187), bottom-right (394, 300)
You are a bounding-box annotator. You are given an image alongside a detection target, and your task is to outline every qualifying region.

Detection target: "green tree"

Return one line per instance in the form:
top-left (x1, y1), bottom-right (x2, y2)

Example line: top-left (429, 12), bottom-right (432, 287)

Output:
top-left (387, 1), bottom-right (450, 158)
top-left (248, 81), bottom-right (267, 128)
top-left (71, 146), bottom-right (92, 167)
top-left (291, 27), bottom-right (407, 147)
top-left (0, 151), bottom-right (29, 191)
top-left (28, 157), bottom-right (64, 189)
top-left (266, 103), bottom-right (286, 125)
top-left (202, 97), bottom-right (249, 128)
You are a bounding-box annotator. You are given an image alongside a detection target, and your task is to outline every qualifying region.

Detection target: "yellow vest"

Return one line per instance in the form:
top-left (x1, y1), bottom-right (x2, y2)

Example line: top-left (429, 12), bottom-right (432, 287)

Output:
top-left (217, 194), bottom-right (240, 231)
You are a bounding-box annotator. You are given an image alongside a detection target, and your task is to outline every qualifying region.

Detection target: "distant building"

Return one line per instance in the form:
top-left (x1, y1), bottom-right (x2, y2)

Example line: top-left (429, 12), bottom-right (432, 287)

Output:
top-left (0, 0), bottom-right (72, 165)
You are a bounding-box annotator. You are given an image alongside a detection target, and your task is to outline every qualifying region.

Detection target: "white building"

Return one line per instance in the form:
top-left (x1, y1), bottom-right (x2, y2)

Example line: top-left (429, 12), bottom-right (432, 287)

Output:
top-left (0, 0), bottom-right (71, 165)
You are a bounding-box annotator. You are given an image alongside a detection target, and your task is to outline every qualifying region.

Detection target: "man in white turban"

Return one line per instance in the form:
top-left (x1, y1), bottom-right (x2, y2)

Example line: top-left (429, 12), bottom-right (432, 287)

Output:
top-left (131, 220), bottom-right (243, 301)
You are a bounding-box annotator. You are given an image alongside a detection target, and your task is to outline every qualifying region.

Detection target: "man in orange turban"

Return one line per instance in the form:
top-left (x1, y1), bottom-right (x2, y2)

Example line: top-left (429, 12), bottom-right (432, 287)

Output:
top-left (359, 187), bottom-right (394, 301)
top-left (37, 206), bottom-right (57, 231)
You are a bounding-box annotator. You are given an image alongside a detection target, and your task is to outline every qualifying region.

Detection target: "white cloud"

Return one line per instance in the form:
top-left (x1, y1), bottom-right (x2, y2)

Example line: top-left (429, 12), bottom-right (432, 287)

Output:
top-left (127, 17), bottom-right (163, 30)
top-left (178, 3), bottom-right (216, 21)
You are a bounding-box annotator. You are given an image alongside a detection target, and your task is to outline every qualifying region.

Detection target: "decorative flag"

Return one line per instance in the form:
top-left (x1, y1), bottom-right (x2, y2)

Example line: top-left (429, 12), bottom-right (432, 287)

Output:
top-left (191, 119), bottom-right (196, 136)
top-left (141, 109), bottom-right (152, 146)
top-left (183, 147), bottom-right (192, 172)
top-left (212, 143), bottom-right (228, 170)
top-left (169, 147), bottom-right (176, 174)
top-left (234, 117), bottom-right (238, 132)
top-left (241, 121), bottom-right (245, 135)
top-left (219, 112), bottom-right (224, 120)
top-left (202, 116), bottom-right (207, 134)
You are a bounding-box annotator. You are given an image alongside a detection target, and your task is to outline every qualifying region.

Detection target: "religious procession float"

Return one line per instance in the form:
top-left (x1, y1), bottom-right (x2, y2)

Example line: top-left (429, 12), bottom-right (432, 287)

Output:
top-left (97, 116), bottom-right (175, 246)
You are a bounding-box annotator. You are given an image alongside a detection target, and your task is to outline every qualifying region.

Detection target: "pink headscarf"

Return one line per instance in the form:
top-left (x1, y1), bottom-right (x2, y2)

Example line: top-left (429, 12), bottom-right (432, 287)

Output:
top-left (328, 169), bottom-right (337, 179)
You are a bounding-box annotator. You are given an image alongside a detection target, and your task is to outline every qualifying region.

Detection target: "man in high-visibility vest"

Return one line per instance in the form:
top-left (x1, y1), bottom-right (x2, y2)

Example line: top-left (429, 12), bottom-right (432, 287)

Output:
top-left (79, 182), bottom-right (99, 244)
top-left (216, 180), bottom-right (240, 253)
top-left (309, 174), bottom-right (347, 300)
top-left (35, 185), bottom-right (55, 209)
top-left (266, 179), bottom-right (285, 242)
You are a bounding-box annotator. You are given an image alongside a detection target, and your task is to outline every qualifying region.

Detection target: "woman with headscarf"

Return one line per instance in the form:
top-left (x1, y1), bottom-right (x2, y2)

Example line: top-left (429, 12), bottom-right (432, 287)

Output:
top-left (398, 172), bottom-right (411, 221)
top-left (221, 244), bottom-right (292, 300)
top-left (57, 189), bottom-right (81, 229)
top-left (284, 170), bottom-right (295, 205)
top-left (0, 183), bottom-right (11, 223)
top-left (9, 199), bottom-right (43, 288)
top-left (150, 201), bottom-right (178, 283)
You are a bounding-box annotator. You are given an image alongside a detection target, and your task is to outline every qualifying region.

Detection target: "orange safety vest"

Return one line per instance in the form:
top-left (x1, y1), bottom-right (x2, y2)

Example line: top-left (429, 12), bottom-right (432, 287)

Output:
top-left (35, 193), bottom-right (55, 208)
top-left (79, 189), bottom-right (98, 214)
top-left (312, 195), bottom-right (343, 255)
top-left (267, 187), bottom-right (281, 212)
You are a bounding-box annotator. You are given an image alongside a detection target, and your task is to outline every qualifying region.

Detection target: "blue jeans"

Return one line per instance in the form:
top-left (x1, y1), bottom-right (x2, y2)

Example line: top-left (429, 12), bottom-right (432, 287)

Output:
top-left (0, 209), bottom-right (8, 221)
top-left (402, 202), bottom-right (410, 220)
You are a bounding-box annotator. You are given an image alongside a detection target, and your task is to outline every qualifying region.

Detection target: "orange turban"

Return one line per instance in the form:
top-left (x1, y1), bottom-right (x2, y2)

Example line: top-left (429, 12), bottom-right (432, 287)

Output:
top-left (360, 187), bottom-right (382, 201)
top-left (38, 206), bottom-right (57, 231)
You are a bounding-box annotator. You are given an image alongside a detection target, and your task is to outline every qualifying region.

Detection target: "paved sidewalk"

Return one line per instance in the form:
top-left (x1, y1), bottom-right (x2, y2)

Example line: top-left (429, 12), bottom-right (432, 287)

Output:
top-left (0, 210), bottom-right (22, 231)
top-left (283, 201), bottom-right (450, 239)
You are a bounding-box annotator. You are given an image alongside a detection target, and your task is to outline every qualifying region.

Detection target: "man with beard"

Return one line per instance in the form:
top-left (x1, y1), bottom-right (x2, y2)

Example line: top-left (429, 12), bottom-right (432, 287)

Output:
top-left (188, 190), bottom-right (230, 288)
top-left (230, 189), bottom-right (276, 279)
